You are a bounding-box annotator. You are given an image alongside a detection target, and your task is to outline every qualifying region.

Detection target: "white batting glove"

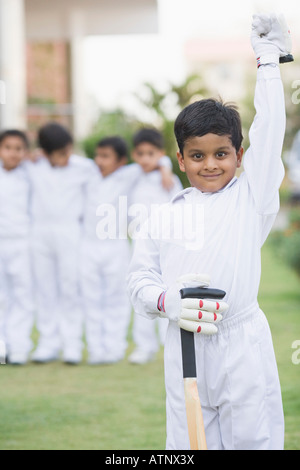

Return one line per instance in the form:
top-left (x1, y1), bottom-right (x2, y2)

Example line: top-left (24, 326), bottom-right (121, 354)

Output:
top-left (251, 13), bottom-right (292, 66)
top-left (157, 274), bottom-right (229, 335)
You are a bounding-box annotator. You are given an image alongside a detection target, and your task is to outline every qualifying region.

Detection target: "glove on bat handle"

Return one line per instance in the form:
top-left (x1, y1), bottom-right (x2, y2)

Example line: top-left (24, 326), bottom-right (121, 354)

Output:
top-left (180, 287), bottom-right (226, 379)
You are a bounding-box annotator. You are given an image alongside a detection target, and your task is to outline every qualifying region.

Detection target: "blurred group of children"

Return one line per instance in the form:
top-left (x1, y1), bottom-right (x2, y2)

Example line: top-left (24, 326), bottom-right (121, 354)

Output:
top-left (0, 122), bottom-right (182, 366)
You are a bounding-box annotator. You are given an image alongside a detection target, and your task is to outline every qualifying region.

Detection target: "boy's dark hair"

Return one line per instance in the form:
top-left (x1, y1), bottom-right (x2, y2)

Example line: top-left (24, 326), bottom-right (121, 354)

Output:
top-left (174, 98), bottom-right (243, 155)
top-left (38, 122), bottom-right (73, 154)
top-left (133, 128), bottom-right (164, 150)
top-left (0, 129), bottom-right (29, 149)
top-left (97, 136), bottom-right (128, 161)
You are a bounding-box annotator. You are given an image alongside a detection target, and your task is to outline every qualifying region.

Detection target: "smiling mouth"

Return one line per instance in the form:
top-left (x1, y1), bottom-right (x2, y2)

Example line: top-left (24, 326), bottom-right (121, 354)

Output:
top-left (201, 174), bottom-right (222, 178)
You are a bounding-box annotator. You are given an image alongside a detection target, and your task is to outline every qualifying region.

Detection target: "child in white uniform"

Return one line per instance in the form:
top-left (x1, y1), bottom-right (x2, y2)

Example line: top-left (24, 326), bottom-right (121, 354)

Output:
top-left (127, 15), bottom-right (291, 449)
top-left (81, 136), bottom-right (175, 364)
top-left (0, 130), bottom-right (33, 365)
top-left (29, 123), bottom-right (98, 364)
top-left (128, 128), bottom-right (183, 365)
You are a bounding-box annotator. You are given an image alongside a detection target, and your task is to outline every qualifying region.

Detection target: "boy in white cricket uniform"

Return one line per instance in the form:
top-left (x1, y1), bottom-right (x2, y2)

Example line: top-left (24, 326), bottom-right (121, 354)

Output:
top-left (128, 128), bottom-right (183, 365)
top-left (0, 130), bottom-right (34, 365)
top-left (81, 136), bottom-right (175, 364)
top-left (28, 123), bottom-right (99, 364)
top-left (127, 15), bottom-right (291, 449)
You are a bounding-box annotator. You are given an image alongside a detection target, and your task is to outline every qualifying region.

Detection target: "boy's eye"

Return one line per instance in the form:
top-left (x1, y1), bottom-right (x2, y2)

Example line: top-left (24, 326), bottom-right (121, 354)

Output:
top-left (216, 152), bottom-right (227, 158)
top-left (193, 154), bottom-right (204, 160)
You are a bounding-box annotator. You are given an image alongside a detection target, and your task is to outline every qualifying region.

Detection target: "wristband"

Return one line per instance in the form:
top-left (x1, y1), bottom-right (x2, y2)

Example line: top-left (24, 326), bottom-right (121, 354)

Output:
top-left (157, 291), bottom-right (166, 313)
top-left (257, 53), bottom-right (279, 68)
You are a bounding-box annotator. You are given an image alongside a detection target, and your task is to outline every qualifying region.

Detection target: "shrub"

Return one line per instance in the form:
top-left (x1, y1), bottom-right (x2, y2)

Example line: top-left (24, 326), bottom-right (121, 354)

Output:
top-left (269, 208), bottom-right (300, 277)
top-left (81, 109), bottom-right (140, 161)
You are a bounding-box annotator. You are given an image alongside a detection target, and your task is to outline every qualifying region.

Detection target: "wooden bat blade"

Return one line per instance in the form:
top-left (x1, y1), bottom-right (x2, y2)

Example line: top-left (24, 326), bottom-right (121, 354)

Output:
top-left (184, 378), bottom-right (207, 450)
top-left (180, 289), bottom-right (224, 451)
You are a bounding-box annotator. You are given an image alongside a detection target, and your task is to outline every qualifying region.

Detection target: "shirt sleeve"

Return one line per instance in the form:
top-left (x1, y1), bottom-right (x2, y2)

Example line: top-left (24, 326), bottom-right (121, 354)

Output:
top-left (127, 224), bottom-right (167, 320)
top-left (242, 65), bottom-right (286, 215)
top-left (123, 163), bottom-right (143, 182)
top-left (158, 155), bottom-right (173, 169)
top-left (22, 163), bottom-right (33, 220)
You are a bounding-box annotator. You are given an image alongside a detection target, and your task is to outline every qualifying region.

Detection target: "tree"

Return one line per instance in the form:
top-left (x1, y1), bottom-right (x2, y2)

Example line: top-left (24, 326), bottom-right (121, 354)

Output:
top-left (82, 109), bottom-right (140, 161)
top-left (134, 74), bottom-right (210, 187)
top-left (82, 73), bottom-right (211, 187)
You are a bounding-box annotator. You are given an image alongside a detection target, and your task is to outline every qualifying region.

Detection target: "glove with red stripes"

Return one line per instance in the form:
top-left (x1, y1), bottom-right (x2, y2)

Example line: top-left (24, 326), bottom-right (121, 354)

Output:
top-left (157, 274), bottom-right (228, 335)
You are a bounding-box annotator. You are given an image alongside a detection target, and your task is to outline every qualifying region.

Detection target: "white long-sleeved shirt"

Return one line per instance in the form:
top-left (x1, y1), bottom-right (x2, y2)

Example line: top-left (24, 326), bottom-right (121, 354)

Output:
top-left (127, 66), bottom-right (286, 323)
top-left (129, 168), bottom-right (183, 208)
top-left (26, 154), bottom-right (99, 227)
top-left (128, 169), bottom-right (183, 240)
top-left (83, 158), bottom-right (182, 242)
top-left (83, 163), bottom-right (140, 241)
top-left (0, 162), bottom-right (31, 239)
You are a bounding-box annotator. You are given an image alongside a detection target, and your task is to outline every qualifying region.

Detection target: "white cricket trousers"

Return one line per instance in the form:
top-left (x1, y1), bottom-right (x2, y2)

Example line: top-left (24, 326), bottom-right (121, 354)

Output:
top-left (31, 224), bottom-right (83, 357)
top-left (80, 238), bottom-right (132, 360)
top-left (164, 305), bottom-right (285, 450)
top-left (0, 238), bottom-right (34, 356)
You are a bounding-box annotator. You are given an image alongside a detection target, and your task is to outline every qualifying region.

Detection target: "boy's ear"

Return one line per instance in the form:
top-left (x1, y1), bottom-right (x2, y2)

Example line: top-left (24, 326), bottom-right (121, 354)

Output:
top-left (236, 147), bottom-right (244, 168)
top-left (177, 151), bottom-right (186, 173)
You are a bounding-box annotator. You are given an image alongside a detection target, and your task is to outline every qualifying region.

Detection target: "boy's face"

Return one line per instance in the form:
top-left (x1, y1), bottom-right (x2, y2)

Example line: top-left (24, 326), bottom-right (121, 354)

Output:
top-left (95, 146), bottom-right (127, 177)
top-left (177, 133), bottom-right (243, 193)
top-left (0, 136), bottom-right (28, 171)
top-left (132, 142), bottom-right (164, 173)
top-left (46, 144), bottom-right (72, 167)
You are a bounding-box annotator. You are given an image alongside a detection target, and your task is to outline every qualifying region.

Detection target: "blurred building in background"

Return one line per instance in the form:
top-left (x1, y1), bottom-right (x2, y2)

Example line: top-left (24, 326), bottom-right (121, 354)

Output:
top-left (0, 0), bottom-right (158, 142)
top-left (184, 37), bottom-right (254, 101)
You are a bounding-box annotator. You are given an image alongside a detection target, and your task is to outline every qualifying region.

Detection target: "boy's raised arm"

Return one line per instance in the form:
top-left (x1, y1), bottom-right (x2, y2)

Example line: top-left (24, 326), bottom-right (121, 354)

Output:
top-left (243, 14), bottom-right (292, 215)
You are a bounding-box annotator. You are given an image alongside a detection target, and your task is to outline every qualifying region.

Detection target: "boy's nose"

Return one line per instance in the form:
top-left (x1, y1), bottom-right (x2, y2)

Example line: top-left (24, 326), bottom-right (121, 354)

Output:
top-left (203, 156), bottom-right (218, 171)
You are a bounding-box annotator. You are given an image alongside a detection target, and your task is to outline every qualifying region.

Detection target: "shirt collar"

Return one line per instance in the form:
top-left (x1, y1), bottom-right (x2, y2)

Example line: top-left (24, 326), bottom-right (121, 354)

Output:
top-left (216, 176), bottom-right (238, 193)
top-left (171, 176), bottom-right (238, 204)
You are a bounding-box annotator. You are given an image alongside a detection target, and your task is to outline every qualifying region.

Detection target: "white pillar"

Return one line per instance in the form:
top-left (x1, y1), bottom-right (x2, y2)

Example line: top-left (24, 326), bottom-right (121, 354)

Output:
top-left (69, 9), bottom-right (91, 140)
top-left (0, 0), bottom-right (26, 129)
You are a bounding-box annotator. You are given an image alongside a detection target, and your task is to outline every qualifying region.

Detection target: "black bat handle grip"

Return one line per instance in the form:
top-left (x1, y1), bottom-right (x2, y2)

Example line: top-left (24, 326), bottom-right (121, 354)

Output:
top-left (180, 287), bottom-right (226, 300)
top-left (180, 287), bottom-right (226, 379)
top-left (279, 54), bottom-right (294, 63)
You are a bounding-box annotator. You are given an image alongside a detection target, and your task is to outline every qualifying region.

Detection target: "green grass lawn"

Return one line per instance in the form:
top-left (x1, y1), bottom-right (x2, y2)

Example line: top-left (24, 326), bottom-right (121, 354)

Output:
top-left (0, 241), bottom-right (299, 450)
top-left (258, 243), bottom-right (300, 451)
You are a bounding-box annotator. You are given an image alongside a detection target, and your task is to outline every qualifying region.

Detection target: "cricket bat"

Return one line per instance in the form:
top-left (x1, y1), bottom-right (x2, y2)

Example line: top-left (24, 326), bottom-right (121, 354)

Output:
top-left (180, 287), bottom-right (226, 451)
